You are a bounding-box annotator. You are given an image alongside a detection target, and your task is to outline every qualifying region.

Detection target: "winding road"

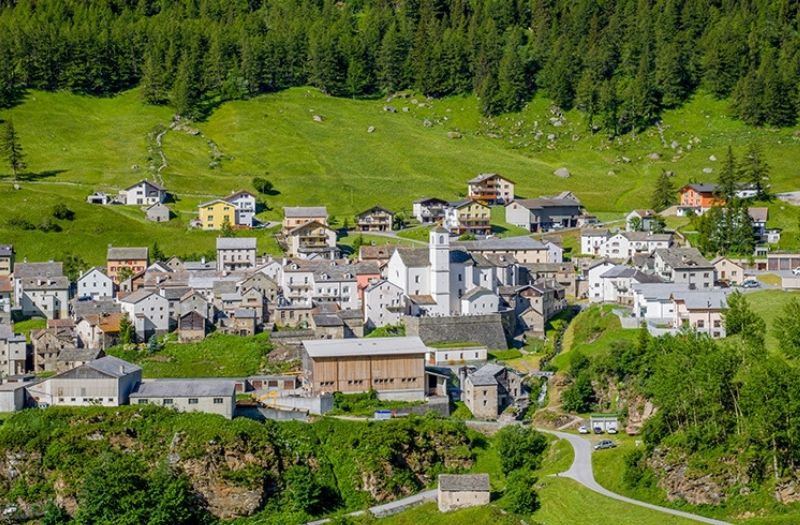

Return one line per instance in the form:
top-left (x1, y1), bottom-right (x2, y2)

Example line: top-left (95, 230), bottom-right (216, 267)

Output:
top-left (540, 429), bottom-right (732, 525)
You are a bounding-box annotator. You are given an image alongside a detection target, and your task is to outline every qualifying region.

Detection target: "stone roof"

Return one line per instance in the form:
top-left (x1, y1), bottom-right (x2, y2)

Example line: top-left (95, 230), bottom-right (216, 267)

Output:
top-left (107, 247), bottom-right (148, 260)
top-left (408, 294), bottom-right (437, 305)
top-left (453, 236), bottom-right (546, 251)
top-left (302, 336), bottom-right (427, 358)
top-left (655, 247), bottom-right (713, 270)
top-left (313, 314), bottom-right (344, 327)
top-left (72, 299), bottom-right (121, 319)
top-left (216, 237), bottom-right (257, 250)
top-left (359, 245), bottom-right (396, 260)
top-left (461, 286), bottom-right (494, 301)
top-left (284, 206), bottom-right (328, 218)
top-left (130, 380), bottom-right (236, 398)
top-left (14, 261), bottom-right (63, 278)
top-left (118, 289), bottom-right (156, 304)
top-left (0, 245), bottom-right (13, 257)
top-left (581, 228), bottom-right (610, 237)
top-left (57, 347), bottom-right (102, 363)
top-left (234, 308), bottom-right (257, 319)
top-left (439, 474), bottom-right (490, 492)
top-left (468, 363), bottom-right (505, 386)
top-left (396, 248), bottom-right (430, 268)
top-left (21, 276), bottom-right (70, 290)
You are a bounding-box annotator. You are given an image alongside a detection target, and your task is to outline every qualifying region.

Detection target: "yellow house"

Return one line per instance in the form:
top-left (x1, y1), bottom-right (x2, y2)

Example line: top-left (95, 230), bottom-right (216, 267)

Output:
top-left (444, 200), bottom-right (491, 235)
top-left (198, 199), bottom-right (236, 230)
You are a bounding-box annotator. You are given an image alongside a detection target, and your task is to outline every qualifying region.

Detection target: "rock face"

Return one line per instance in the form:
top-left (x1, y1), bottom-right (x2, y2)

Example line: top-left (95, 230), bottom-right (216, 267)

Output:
top-left (649, 449), bottom-right (726, 505)
top-left (554, 167), bottom-right (571, 178)
top-left (776, 479), bottom-right (800, 504)
top-left (447, 131), bottom-right (462, 139)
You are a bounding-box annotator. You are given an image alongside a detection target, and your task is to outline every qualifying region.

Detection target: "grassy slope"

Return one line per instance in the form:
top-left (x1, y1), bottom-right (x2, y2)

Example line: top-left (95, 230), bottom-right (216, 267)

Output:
top-left (744, 289), bottom-right (800, 352)
top-left (107, 333), bottom-right (271, 377)
top-left (1, 88), bottom-right (799, 264)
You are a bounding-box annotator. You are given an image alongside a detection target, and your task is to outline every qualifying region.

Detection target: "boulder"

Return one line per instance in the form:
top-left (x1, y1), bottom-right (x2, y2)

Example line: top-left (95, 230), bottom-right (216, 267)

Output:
top-left (367, 126), bottom-right (376, 133)
top-left (423, 119), bottom-right (433, 128)
top-left (709, 155), bottom-right (717, 161)
top-left (402, 106), bottom-right (410, 112)
top-left (703, 167), bottom-right (713, 174)
top-left (447, 131), bottom-right (462, 139)
top-left (607, 170), bottom-right (616, 176)
top-left (671, 140), bottom-right (680, 149)
top-left (383, 105), bottom-right (397, 113)
top-left (554, 167), bottom-right (571, 178)
top-left (547, 133), bottom-right (556, 141)
top-left (312, 114), bottom-right (324, 123)
top-left (648, 152), bottom-right (661, 160)
top-left (620, 156), bottom-right (631, 163)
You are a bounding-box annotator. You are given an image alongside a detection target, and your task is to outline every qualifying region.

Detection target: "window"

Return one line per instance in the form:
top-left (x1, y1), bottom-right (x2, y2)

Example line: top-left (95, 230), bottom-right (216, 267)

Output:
top-left (163, 398), bottom-right (173, 405)
top-left (138, 399), bottom-right (148, 405)
top-left (188, 398), bottom-right (198, 404)
top-left (697, 320), bottom-right (705, 328)
top-left (213, 398), bottom-right (224, 404)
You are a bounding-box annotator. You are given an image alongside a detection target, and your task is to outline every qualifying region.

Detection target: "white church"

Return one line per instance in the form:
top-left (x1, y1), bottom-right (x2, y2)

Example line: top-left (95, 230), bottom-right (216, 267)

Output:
top-left (364, 228), bottom-right (522, 327)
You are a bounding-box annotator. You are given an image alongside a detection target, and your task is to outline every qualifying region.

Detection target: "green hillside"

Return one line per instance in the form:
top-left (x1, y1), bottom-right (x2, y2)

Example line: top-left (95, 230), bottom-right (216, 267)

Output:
top-left (1, 87), bottom-right (799, 264)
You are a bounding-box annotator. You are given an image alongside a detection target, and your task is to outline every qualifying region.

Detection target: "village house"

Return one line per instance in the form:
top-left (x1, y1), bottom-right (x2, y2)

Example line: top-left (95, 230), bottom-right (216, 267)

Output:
top-left (282, 206), bottom-right (328, 233)
top-left (467, 173), bottom-right (515, 204)
top-left (631, 282), bottom-right (691, 323)
top-left (452, 236), bottom-right (562, 264)
top-left (358, 245), bottom-right (395, 269)
top-left (107, 246), bottom-right (149, 283)
top-left (225, 190), bottom-right (257, 228)
top-left (177, 310), bottom-right (208, 342)
top-left (0, 381), bottom-right (33, 413)
top-left (678, 183), bottom-right (723, 215)
top-left (197, 199), bottom-right (236, 230)
top-left (0, 277), bottom-right (11, 322)
top-left (119, 180), bottom-right (167, 206)
top-left (355, 206), bottom-right (394, 232)
top-left (0, 245), bottom-right (14, 277)
top-left (590, 265), bottom-right (664, 305)
top-left (514, 280), bottom-right (568, 335)
top-left (27, 355), bottom-right (142, 407)
top-left (671, 290), bottom-right (729, 338)
top-left (302, 336), bottom-right (428, 400)
top-left (31, 320), bottom-right (76, 372)
top-left (653, 248), bottom-right (714, 290)
top-left (77, 267), bottom-right (115, 300)
top-left (585, 259), bottom-right (615, 302)
top-left (18, 275), bottom-right (70, 320)
top-left (75, 312), bottom-right (124, 350)
top-left (462, 363), bottom-right (524, 420)
top-left (216, 237), bottom-right (257, 272)
top-left (505, 195), bottom-right (583, 232)
top-left (12, 261), bottom-right (63, 304)
top-left (0, 324), bottom-right (27, 377)
top-left (118, 289), bottom-right (170, 341)
top-left (712, 257), bottom-right (746, 285)
top-left (580, 228), bottom-right (610, 256)
top-left (56, 348), bottom-right (105, 374)
top-left (412, 197), bottom-right (449, 224)
top-left (130, 380), bottom-right (236, 419)
top-left (437, 474), bottom-right (491, 512)
top-left (748, 207), bottom-right (769, 242)
top-left (443, 200), bottom-right (491, 236)
top-left (363, 279), bottom-right (406, 329)
top-left (626, 209), bottom-right (658, 231)
top-left (144, 202), bottom-right (171, 222)
top-left (522, 262), bottom-right (580, 297)
top-left (285, 221), bottom-right (338, 260)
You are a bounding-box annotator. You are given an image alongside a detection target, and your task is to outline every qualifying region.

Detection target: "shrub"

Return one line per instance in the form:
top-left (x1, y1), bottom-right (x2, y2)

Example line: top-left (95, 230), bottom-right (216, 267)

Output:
top-left (38, 217), bottom-right (62, 232)
top-left (52, 204), bottom-right (75, 220)
top-left (504, 469), bottom-right (540, 514)
top-left (252, 176), bottom-right (274, 194)
top-left (6, 216), bottom-right (36, 230)
top-left (495, 426), bottom-right (548, 474)
top-left (560, 372), bottom-right (595, 413)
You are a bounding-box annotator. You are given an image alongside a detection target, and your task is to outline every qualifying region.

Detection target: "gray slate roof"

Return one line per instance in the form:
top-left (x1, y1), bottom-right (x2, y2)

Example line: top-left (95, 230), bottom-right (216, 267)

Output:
top-left (284, 206), bottom-right (328, 218)
top-left (655, 247), bottom-right (713, 270)
top-left (671, 290), bottom-right (729, 309)
top-left (515, 197), bottom-right (581, 210)
top-left (119, 288), bottom-right (157, 304)
top-left (0, 245), bottom-right (13, 257)
top-left (107, 247), bottom-right (148, 260)
top-left (439, 474), bottom-right (490, 492)
top-left (130, 380), bottom-right (236, 398)
top-left (14, 262), bottom-right (63, 278)
top-left (21, 276), bottom-right (70, 290)
top-left (453, 236), bottom-right (546, 251)
top-left (303, 336), bottom-right (427, 358)
top-left (468, 363), bottom-right (505, 386)
top-left (684, 183), bottom-right (718, 193)
top-left (87, 356), bottom-right (141, 377)
top-left (57, 348), bottom-right (102, 362)
top-left (216, 237), bottom-right (257, 250)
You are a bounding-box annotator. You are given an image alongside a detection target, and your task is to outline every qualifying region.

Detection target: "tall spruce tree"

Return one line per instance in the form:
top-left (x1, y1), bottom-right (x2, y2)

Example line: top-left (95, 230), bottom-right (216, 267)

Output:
top-left (1, 119), bottom-right (25, 181)
top-left (651, 170), bottom-right (675, 211)
top-left (497, 30), bottom-right (528, 113)
top-left (739, 142), bottom-right (771, 200)
top-left (717, 146), bottom-right (739, 201)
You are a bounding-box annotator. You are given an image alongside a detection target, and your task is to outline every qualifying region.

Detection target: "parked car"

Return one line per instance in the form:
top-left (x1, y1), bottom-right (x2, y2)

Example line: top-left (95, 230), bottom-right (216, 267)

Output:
top-left (578, 425), bottom-right (589, 434)
top-left (593, 425), bottom-right (603, 434)
top-left (741, 279), bottom-right (760, 289)
top-left (594, 440), bottom-right (616, 450)
top-left (793, 267), bottom-right (800, 276)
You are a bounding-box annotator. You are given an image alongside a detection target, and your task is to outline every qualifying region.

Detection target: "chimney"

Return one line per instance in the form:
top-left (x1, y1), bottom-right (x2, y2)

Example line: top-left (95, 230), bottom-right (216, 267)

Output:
top-left (201, 256), bottom-right (206, 265)
top-left (118, 365), bottom-right (125, 374)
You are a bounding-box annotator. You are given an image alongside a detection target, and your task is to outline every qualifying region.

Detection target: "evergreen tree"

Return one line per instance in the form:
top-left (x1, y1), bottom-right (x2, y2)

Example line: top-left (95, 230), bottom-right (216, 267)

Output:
top-left (378, 23), bottom-right (406, 93)
top-left (575, 70), bottom-right (600, 129)
top-left (497, 30), bottom-right (528, 113)
top-left (171, 56), bottom-right (200, 118)
top-left (774, 299), bottom-right (800, 359)
top-left (717, 146), bottom-right (738, 201)
top-left (738, 142), bottom-right (771, 200)
top-left (599, 79), bottom-right (620, 136)
top-left (651, 170), bottom-right (675, 211)
top-left (1, 119), bottom-right (25, 181)
top-left (151, 242), bottom-right (165, 262)
top-left (119, 315), bottom-right (134, 345)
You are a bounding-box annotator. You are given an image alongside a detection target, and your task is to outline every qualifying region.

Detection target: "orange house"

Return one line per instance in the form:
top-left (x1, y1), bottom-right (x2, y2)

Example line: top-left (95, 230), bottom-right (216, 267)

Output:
top-left (679, 184), bottom-right (725, 211)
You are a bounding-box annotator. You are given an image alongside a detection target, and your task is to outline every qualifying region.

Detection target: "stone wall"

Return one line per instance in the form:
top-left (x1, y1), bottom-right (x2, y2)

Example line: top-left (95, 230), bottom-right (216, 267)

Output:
top-left (404, 313), bottom-right (509, 350)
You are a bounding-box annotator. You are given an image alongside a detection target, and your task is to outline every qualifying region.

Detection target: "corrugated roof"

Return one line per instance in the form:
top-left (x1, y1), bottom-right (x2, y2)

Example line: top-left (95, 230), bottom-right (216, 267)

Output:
top-left (303, 336), bottom-right (427, 358)
top-left (130, 379), bottom-right (236, 398)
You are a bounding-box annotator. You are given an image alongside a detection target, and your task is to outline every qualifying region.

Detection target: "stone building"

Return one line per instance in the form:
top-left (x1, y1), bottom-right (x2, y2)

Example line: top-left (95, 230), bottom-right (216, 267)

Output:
top-left (462, 363), bottom-right (524, 420)
top-left (437, 474), bottom-right (490, 512)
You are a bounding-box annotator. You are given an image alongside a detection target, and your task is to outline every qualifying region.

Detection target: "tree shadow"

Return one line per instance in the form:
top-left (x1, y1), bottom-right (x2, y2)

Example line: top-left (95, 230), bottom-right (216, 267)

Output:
top-left (11, 169), bottom-right (66, 182)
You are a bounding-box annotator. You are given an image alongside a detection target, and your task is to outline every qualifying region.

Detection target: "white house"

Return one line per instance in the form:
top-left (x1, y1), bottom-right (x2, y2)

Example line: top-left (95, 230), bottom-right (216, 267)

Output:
top-left (0, 324), bottom-right (27, 377)
top-left (119, 180), bottom-right (167, 206)
top-left (580, 229), bottom-right (610, 256)
top-left (460, 287), bottom-right (500, 315)
top-left (595, 265), bottom-right (664, 304)
top-left (585, 260), bottom-right (615, 302)
top-left (216, 237), bottom-right (257, 272)
top-left (118, 289), bottom-right (170, 341)
top-left (18, 276), bottom-right (70, 319)
top-left (626, 209), bottom-right (657, 231)
top-left (130, 380), bottom-right (236, 419)
top-left (632, 283), bottom-right (691, 322)
top-left (77, 267), bottom-right (115, 300)
top-left (225, 191), bottom-right (257, 227)
top-left (653, 248), bottom-right (715, 290)
top-left (363, 279), bottom-right (406, 329)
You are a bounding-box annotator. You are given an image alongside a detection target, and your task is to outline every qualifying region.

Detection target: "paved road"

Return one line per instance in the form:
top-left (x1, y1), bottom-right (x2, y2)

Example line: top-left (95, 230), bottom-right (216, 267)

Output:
top-left (540, 429), bottom-right (732, 525)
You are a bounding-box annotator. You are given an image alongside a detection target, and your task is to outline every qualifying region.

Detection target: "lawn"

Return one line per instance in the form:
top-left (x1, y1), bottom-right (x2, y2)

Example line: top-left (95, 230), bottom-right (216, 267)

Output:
top-left (107, 332), bottom-right (272, 377)
top-left (742, 289), bottom-right (800, 352)
top-left (553, 305), bottom-right (637, 371)
top-left (12, 317), bottom-right (47, 340)
top-left (2, 88), bottom-right (799, 264)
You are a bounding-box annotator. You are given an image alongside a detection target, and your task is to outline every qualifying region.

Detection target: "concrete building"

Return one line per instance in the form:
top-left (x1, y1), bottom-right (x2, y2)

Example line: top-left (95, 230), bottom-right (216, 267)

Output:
top-left (467, 173), bottom-right (515, 204)
top-left (119, 180), bottom-right (167, 206)
top-left (505, 196), bottom-right (582, 232)
top-left (678, 183), bottom-right (722, 215)
top-left (302, 336), bottom-right (427, 400)
top-left (107, 246), bottom-right (149, 283)
top-left (17, 276), bottom-right (70, 319)
top-left (593, 265), bottom-right (664, 305)
top-left (0, 324), bottom-right (27, 377)
top-left (118, 289), bottom-right (169, 341)
top-left (438, 474), bottom-right (490, 512)
top-left (363, 279), bottom-right (406, 329)
top-left (12, 261), bottom-right (63, 305)
top-left (580, 228), bottom-right (610, 256)
top-left (198, 199), bottom-right (236, 230)
top-left (0, 381), bottom-right (32, 412)
top-left (631, 283), bottom-right (691, 322)
top-left (27, 355), bottom-right (142, 407)
top-left (216, 237), bottom-right (257, 272)
top-left (653, 248), bottom-right (714, 290)
top-left (130, 380), bottom-right (236, 419)
top-left (585, 259), bottom-right (615, 302)
top-left (77, 267), bottom-right (115, 300)
top-left (462, 363), bottom-right (523, 420)
top-left (671, 290), bottom-right (729, 338)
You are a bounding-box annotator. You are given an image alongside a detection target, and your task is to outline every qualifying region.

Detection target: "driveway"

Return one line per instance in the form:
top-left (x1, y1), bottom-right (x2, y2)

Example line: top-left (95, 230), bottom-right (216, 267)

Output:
top-left (539, 430), bottom-right (732, 525)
